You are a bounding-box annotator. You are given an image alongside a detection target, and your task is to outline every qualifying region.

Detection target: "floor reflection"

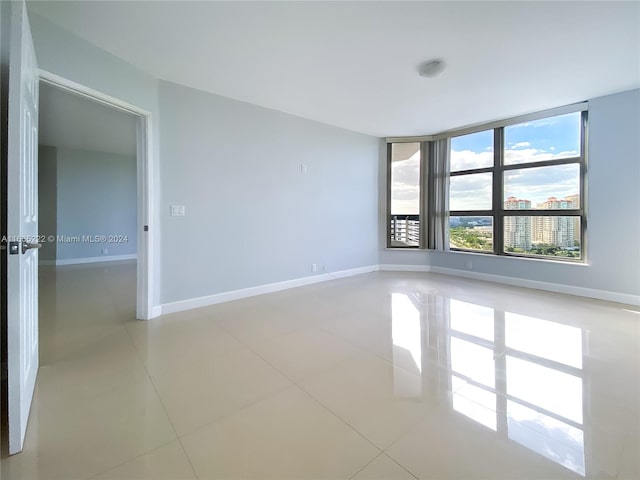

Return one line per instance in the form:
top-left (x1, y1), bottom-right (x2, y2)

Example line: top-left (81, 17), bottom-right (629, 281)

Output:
top-left (392, 293), bottom-right (588, 477)
top-left (392, 293), bottom-right (423, 397)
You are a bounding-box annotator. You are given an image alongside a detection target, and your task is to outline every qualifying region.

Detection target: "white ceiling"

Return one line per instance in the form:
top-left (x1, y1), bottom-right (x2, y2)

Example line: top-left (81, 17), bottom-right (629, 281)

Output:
top-left (39, 81), bottom-right (137, 156)
top-left (29, 1), bottom-right (640, 137)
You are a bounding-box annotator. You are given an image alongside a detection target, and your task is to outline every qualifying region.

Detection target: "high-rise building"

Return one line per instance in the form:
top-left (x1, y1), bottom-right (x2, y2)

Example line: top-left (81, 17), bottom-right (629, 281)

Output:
top-left (532, 196), bottom-right (576, 247)
top-left (565, 194), bottom-right (581, 239)
top-left (504, 197), bottom-right (532, 250)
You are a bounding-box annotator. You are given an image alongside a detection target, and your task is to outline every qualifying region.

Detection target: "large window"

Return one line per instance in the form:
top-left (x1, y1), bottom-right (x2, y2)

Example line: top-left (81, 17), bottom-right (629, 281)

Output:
top-left (449, 130), bottom-right (495, 252)
top-left (388, 142), bottom-right (422, 247)
top-left (387, 105), bottom-right (586, 262)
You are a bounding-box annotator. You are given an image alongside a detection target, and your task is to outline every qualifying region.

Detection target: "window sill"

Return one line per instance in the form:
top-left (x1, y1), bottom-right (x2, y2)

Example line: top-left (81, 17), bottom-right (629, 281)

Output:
top-left (440, 249), bottom-right (590, 267)
top-left (382, 247), bottom-right (589, 266)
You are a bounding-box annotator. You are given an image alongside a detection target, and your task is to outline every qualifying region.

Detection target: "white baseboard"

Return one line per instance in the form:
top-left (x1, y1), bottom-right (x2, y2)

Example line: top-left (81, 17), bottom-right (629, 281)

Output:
top-left (378, 264), bottom-right (431, 272)
top-left (44, 254), bottom-right (137, 266)
top-left (149, 305), bottom-right (163, 319)
top-left (160, 264), bottom-right (379, 315)
top-left (153, 262), bottom-right (638, 319)
top-left (426, 266), bottom-right (640, 306)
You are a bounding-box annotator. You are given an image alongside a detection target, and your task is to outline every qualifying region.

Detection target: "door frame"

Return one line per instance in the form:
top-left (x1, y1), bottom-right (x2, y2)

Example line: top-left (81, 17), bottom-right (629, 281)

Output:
top-left (38, 70), bottom-right (155, 320)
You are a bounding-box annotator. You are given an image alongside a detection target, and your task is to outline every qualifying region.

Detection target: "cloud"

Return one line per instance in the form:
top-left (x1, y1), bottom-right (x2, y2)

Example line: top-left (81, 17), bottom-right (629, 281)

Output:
top-left (391, 152), bottom-right (420, 214)
top-left (450, 173), bottom-right (492, 210)
top-left (451, 149), bottom-right (493, 172)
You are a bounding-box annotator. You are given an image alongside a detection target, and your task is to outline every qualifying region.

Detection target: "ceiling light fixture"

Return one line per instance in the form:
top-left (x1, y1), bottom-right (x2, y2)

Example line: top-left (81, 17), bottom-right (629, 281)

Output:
top-left (418, 59), bottom-right (446, 78)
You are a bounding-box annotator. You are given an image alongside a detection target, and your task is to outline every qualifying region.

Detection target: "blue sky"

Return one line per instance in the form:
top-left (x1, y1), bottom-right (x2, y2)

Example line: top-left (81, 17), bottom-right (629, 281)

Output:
top-left (451, 112), bottom-right (581, 156)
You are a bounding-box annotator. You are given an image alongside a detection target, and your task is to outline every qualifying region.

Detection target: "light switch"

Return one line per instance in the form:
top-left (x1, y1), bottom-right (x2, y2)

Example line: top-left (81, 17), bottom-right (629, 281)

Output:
top-left (170, 205), bottom-right (186, 216)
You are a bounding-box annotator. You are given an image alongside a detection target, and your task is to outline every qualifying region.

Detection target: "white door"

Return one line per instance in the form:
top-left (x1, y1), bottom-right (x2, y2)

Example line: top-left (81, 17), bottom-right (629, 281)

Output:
top-left (7, 0), bottom-right (40, 455)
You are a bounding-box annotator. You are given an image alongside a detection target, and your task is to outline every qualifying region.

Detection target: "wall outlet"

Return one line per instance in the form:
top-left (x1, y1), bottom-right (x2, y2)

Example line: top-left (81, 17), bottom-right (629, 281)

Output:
top-left (312, 263), bottom-right (318, 273)
top-left (102, 248), bottom-right (108, 255)
top-left (465, 260), bottom-right (473, 270)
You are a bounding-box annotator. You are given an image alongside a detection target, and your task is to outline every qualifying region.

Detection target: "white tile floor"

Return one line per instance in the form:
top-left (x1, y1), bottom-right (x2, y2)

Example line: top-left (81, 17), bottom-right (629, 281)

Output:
top-left (2, 260), bottom-right (638, 479)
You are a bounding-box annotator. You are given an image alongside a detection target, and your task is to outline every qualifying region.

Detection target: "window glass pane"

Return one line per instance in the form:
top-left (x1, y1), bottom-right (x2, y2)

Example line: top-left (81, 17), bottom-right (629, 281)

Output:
top-left (390, 143), bottom-right (420, 247)
top-left (504, 112), bottom-right (581, 165)
top-left (450, 216), bottom-right (493, 252)
top-left (503, 216), bottom-right (581, 258)
top-left (450, 130), bottom-right (494, 172)
top-left (450, 172), bottom-right (492, 210)
top-left (504, 164), bottom-right (579, 209)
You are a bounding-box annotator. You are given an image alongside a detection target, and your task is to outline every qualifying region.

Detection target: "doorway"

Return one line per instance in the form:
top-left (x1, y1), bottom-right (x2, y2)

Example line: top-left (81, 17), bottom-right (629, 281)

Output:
top-left (38, 79), bottom-right (139, 361)
top-left (38, 71), bottom-right (154, 321)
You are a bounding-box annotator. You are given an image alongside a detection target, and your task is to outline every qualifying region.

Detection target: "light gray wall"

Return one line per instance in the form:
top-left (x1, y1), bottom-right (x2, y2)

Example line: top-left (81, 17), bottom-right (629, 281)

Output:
top-left (54, 148), bottom-right (137, 260)
top-left (38, 145), bottom-right (57, 261)
top-left (159, 81), bottom-right (379, 303)
top-left (379, 88), bottom-right (640, 299)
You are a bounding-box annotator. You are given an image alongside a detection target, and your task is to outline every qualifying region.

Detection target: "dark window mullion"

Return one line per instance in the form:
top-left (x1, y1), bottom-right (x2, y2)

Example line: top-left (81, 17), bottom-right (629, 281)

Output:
top-left (449, 210), bottom-right (493, 217)
top-left (386, 143), bottom-right (392, 248)
top-left (450, 166), bottom-right (495, 177)
top-left (501, 156), bottom-right (582, 171)
top-left (494, 128), bottom-right (504, 255)
top-left (580, 110), bottom-right (588, 262)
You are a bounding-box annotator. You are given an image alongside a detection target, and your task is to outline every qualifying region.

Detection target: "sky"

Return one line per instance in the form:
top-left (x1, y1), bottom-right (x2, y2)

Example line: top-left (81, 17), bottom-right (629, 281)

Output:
top-left (391, 112), bottom-right (581, 214)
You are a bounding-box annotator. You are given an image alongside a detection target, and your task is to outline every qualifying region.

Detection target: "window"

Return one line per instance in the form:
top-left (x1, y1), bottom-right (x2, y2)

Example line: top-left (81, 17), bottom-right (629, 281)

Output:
top-left (500, 112), bottom-right (584, 259)
top-left (449, 130), bottom-right (494, 252)
top-left (388, 142), bottom-right (422, 248)
top-left (385, 105), bottom-right (587, 262)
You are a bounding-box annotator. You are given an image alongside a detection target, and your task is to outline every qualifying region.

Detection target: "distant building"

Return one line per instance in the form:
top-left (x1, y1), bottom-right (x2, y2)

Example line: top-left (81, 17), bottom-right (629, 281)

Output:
top-left (565, 194), bottom-right (581, 238)
top-left (504, 197), bottom-right (532, 250)
top-left (532, 196), bottom-right (577, 247)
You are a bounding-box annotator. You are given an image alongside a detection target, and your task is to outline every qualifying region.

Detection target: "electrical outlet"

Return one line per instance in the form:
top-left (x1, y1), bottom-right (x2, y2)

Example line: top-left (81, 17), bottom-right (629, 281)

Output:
top-left (102, 248), bottom-right (108, 255)
top-left (312, 263), bottom-right (317, 273)
top-left (465, 260), bottom-right (473, 270)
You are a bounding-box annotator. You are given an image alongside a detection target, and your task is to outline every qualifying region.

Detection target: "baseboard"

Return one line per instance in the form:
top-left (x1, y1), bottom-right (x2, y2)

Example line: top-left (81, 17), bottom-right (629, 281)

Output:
top-left (52, 254), bottom-right (137, 266)
top-left (378, 264), bottom-right (431, 272)
top-left (160, 264), bottom-right (379, 315)
top-left (427, 266), bottom-right (640, 306)
top-left (149, 305), bottom-right (163, 319)
top-left (157, 261), bottom-right (638, 318)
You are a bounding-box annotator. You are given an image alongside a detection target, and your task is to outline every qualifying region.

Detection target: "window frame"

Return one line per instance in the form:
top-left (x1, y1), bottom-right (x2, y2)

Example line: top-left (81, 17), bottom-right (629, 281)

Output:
top-left (385, 102), bottom-right (588, 263)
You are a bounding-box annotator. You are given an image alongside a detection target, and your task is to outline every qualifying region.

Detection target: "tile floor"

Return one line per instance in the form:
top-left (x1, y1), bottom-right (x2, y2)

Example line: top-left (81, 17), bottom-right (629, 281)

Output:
top-left (1, 261), bottom-right (638, 479)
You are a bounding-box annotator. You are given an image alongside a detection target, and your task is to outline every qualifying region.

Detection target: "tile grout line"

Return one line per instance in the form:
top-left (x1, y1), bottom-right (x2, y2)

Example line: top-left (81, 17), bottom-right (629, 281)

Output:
top-left (85, 438), bottom-right (178, 480)
top-left (347, 451), bottom-right (387, 480)
top-left (383, 452), bottom-right (421, 480)
top-left (120, 323), bottom-right (201, 480)
top-left (120, 318), bottom-right (302, 470)
top-left (205, 316), bottom-right (389, 474)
